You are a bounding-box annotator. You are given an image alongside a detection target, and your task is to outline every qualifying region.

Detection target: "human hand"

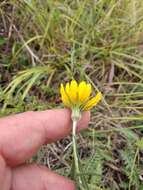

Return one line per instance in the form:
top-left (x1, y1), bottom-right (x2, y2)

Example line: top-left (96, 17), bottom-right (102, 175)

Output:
top-left (0, 109), bottom-right (90, 190)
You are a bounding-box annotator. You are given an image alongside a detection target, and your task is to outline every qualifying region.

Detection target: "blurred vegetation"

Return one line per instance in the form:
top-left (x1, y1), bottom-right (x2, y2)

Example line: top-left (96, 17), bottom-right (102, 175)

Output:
top-left (1, 0), bottom-right (143, 189)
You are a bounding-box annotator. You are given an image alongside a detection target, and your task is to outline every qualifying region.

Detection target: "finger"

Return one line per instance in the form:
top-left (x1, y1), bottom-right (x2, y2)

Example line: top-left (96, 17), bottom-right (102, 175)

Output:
top-left (0, 109), bottom-right (90, 166)
top-left (11, 164), bottom-right (75, 190)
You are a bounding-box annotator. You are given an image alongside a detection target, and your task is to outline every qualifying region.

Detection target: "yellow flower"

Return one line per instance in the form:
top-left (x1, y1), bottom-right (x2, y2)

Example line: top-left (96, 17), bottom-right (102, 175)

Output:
top-left (60, 80), bottom-right (102, 181)
top-left (60, 80), bottom-right (102, 111)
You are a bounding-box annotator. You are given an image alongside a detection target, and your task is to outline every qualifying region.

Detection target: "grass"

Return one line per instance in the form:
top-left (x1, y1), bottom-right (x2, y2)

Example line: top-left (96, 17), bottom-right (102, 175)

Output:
top-left (1, 0), bottom-right (143, 189)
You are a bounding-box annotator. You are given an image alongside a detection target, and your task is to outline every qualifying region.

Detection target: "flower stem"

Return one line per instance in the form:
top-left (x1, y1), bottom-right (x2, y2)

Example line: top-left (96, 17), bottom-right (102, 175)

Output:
top-left (72, 119), bottom-right (80, 175)
top-left (72, 118), bottom-right (87, 190)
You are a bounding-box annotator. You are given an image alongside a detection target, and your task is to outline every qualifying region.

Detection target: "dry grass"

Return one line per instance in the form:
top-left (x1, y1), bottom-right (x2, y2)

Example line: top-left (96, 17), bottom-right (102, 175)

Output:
top-left (1, 0), bottom-right (143, 189)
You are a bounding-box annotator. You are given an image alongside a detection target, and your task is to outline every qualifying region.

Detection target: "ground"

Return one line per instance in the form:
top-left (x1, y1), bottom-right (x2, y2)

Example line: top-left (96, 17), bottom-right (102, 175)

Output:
top-left (0, 1), bottom-right (143, 189)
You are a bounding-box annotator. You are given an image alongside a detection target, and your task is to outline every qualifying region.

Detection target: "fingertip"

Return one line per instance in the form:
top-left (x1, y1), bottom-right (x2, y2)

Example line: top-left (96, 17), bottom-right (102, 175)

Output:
top-left (39, 165), bottom-right (76, 190)
top-left (37, 109), bottom-right (90, 142)
top-left (77, 111), bottom-right (90, 131)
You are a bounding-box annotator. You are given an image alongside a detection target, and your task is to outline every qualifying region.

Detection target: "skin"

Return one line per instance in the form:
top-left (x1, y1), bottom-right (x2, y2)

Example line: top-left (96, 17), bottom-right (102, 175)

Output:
top-left (0, 109), bottom-right (90, 190)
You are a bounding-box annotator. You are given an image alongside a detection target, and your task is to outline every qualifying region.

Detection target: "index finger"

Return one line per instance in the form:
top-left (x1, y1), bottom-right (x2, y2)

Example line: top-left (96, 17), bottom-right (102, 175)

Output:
top-left (0, 109), bottom-right (90, 167)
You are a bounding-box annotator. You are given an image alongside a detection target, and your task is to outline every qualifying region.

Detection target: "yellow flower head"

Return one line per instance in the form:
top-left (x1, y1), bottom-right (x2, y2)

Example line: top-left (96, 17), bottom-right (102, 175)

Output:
top-left (60, 80), bottom-right (102, 111)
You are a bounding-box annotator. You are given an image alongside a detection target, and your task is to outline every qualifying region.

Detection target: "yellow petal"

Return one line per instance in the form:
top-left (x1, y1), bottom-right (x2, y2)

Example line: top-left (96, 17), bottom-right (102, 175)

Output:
top-left (60, 84), bottom-right (71, 107)
top-left (69, 80), bottom-right (78, 104)
top-left (86, 83), bottom-right (92, 99)
top-left (78, 82), bottom-right (91, 104)
top-left (83, 92), bottom-right (102, 111)
top-left (65, 82), bottom-right (70, 94)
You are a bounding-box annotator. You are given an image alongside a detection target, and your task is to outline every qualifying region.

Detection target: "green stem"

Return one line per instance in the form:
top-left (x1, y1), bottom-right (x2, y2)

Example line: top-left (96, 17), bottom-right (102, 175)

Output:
top-left (72, 108), bottom-right (85, 189)
top-left (72, 119), bottom-right (80, 174)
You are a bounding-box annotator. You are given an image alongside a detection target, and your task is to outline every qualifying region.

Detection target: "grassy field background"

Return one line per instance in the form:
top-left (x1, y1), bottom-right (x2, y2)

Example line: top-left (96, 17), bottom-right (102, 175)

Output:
top-left (1, 0), bottom-right (143, 189)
